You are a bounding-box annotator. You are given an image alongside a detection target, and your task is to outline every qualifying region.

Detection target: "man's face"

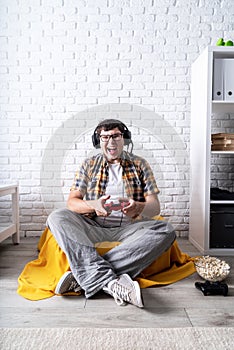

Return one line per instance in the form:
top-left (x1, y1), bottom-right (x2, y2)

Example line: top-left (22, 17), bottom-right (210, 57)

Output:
top-left (100, 127), bottom-right (124, 163)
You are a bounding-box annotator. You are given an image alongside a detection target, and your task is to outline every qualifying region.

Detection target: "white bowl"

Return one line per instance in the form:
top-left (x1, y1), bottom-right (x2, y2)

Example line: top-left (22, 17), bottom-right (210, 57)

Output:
top-left (195, 256), bottom-right (230, 282)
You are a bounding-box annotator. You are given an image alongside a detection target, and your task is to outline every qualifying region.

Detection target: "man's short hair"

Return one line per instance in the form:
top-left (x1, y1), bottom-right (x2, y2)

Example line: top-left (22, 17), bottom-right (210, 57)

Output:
top-left (95, 119), bottom-right (126, 134)
top-left (92, 119), bottom-right (132, 148)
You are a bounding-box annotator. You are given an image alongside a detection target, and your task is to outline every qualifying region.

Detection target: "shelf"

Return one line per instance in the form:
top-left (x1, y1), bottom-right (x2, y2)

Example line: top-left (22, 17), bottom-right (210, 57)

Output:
top-left (212, 101), bottom-right (234, 113)
top-left (205, 248), bottom-right (234, 256)
top-left (0, 183), bottom-right (19, 244)
top-left (210, 200), bottom-right (234, 205)
top-left (189, 46), bottom-right (234, 256)
top-left (210, 45), bottom-right (234, 58)
top-left (211, 151), bottom-right (234, 154)
top-left (189, 237), bottom-right (234, 257)
top-left (0, 224), bottom-right (17, 242)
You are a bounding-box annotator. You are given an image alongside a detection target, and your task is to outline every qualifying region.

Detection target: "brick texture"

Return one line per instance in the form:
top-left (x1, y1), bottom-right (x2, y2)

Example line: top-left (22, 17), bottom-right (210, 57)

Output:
top-left (0, 0), bottom-right (234, 237)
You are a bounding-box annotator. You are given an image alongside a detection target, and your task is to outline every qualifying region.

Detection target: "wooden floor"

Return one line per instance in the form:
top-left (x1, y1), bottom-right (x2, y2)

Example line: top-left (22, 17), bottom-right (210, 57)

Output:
top-left (1, 236), bottom-right (234, 328)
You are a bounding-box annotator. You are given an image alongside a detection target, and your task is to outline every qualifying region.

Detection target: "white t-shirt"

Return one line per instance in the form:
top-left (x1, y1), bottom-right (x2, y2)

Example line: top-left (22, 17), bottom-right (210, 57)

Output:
top-left (94, 163), bottom-right (132, 227)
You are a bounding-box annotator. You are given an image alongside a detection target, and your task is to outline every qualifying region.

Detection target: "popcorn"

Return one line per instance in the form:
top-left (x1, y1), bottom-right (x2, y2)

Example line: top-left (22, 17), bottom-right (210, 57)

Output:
top-left (195, 256), bottom-right (230, 282)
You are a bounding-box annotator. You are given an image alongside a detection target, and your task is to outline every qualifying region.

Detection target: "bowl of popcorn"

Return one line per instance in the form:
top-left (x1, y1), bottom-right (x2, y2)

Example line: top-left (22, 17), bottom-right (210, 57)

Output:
top-left (195, 256), bottom-right (230, 282)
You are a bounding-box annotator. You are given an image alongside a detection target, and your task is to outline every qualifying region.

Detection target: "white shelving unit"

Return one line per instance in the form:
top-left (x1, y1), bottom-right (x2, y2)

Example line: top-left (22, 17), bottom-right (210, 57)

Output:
top-left (189, 46), bottom-right (234, 256)
top-left (0, 184), bottom-right (20, 244)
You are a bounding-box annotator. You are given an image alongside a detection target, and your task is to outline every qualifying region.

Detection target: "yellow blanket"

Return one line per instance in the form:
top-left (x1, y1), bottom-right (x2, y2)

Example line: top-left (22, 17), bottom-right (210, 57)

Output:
top-left (17, 228), bottom-right (196, 301)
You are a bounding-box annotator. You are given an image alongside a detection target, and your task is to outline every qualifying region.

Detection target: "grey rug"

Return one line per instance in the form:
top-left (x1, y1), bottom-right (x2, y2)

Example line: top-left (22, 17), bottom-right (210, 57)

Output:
top-left (1, 327), bottom-right (234, 350)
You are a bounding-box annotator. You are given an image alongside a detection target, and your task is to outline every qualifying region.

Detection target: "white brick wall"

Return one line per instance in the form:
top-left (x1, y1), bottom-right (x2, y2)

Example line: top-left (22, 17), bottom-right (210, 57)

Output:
top-left (0, 0), bottom-right (234, 237)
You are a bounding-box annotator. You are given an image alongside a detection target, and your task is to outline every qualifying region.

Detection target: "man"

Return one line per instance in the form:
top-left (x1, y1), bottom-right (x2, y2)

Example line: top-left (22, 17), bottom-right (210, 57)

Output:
top-left (47, 119), bottom-right (176, 308)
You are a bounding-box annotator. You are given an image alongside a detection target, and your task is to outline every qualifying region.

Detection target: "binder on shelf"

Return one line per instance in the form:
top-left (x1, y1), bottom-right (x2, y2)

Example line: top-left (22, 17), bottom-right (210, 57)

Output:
top-left (213, 59), bottom-right (224, 101)
top-left (224, 59), bottom-right (234, 101)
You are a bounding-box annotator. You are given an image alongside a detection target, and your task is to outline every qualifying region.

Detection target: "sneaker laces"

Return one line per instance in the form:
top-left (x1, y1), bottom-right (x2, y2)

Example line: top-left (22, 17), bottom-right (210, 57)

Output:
top-left (111, 281), bottom-right (131, 306)
top-left (69, 280), bottom-right (80, 292)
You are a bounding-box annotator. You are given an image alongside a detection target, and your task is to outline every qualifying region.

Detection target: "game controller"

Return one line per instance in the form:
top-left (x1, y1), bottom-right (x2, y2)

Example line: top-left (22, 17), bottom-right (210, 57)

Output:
top-left (195, 281), bottom-right (228, 296)
top-left (104, 201), bottom-right (129, 211)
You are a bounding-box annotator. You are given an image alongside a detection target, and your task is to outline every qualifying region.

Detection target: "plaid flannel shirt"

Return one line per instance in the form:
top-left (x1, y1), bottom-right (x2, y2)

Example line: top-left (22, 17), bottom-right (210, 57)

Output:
top-left (70, 151), bottom-right (159, 201)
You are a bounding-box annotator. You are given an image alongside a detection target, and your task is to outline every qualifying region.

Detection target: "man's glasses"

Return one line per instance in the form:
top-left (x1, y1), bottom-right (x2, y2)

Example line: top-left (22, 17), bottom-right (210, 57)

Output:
top-left (99, 133), bottom-right (123, 143)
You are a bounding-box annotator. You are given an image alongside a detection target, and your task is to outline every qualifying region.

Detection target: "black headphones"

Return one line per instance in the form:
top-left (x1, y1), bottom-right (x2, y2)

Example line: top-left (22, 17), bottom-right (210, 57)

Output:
top-left (92, 119), bottom-right (132, 149)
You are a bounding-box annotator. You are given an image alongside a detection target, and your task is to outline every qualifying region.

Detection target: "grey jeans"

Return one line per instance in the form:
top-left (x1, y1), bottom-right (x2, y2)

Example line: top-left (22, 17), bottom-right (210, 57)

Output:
top-left (46, 208), bottom-right (176, 298)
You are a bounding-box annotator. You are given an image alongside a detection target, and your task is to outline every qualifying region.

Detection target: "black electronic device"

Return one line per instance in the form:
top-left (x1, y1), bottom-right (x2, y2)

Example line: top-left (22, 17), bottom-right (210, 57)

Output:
top-left (195, 281), bottom-right (228, 296)
top-left (92, 119), bottom-right (132, 149)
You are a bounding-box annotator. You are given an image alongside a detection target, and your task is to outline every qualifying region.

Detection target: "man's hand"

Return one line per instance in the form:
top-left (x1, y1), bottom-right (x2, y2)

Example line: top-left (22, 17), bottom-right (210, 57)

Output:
top-left (121, 199), bottom-right (145, 219)
top-left (85, 195), bottom-right (111, 217)
top-left (120, 194), bottom-right (160, 219)
top-left (67, 190), bottom-right (160, 219)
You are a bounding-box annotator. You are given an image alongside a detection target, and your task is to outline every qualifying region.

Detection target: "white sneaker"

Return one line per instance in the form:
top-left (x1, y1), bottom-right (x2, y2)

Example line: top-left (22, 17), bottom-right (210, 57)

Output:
top-left (103, 273), bottom-right (144, 308)
top-left (55, 271), bottom-right (81, 295)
